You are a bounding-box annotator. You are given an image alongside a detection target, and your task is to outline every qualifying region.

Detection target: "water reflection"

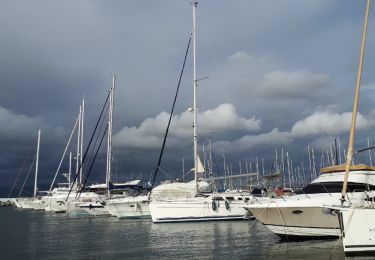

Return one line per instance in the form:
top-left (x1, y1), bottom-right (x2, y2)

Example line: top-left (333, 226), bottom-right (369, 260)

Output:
top-left (0, 208), bottom-right (345, 259)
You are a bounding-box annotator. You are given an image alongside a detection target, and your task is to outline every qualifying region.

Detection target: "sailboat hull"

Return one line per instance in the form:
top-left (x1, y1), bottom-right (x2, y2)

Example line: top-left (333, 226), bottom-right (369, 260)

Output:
top-left (338, 207), bottom-right (375, 256)
top-left (15, 197), bottom-right (45, 210)
top-left (106, 195), bottom-right (151, 219)
top-left (150, 195), bottom-right (252, 223)
top-left (79, 202), bottom-right (111, 216)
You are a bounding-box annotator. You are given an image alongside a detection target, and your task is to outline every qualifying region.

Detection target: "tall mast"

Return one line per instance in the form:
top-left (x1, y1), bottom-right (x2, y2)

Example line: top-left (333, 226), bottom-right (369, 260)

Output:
top-left (75, 105), bottom-right (81, 188)
top-left (68, 152), bottom-right (72, 188)
top-left (34, 129), bottom-right (41, 198)
top-left (80, 98), bottom-right (84, 187)
top-left (192, 1), bottom-right (198, 195)
top-left (106, 74), bottom-right (115, 196)
top-left (341, 0), bottom-right (370, 203)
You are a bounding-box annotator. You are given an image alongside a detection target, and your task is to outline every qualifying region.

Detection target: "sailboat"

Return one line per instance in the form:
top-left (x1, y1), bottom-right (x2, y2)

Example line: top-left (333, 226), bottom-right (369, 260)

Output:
top-left (43, 100), bottom-right (101, 214)
top-left (79, 75), bottom-right (118, 217)
top-left (325, 0), bottom-right (375, 256)
top-left (15, 129), bottom-right (45, 210)
top-left (149, 1), bottom-right (253, 223)
top-left (91, 75), bottom-right (152, 218)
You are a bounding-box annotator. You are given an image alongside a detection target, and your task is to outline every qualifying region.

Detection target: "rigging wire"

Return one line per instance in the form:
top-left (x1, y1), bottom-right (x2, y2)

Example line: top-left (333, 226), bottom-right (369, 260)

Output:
top-left (65, 90), bottom-right (111, 201)
top-left (77, 125), bottom-right (108, 199)
top-left (149, 35), bottom-right (192, 189)
top-left (80, 104), bottom-right (109, 185)
top-left (8, 145), bottom-right (33, 198)
top-left (17, 154), bottom-right (36, 198)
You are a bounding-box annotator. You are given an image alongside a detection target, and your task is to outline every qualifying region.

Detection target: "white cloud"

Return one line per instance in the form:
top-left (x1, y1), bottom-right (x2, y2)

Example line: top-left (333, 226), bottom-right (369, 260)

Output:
top-left (113, 103), bottom-right (261, 149)
top-left (213, 128), bottom-right (292, 153)
top-left (113, 104), bottom-right (375, 154)
top-left (206, 110), bottom-right (373, 154)
top-left (198, 103), bottom-right (261, 133)
top-left (228, 51), bottom-right (254, 63)
top-left (0, 106), bottom-right (64, 144)
top-left (257, 70), bottom-right (330, 99)
top-left (290, 111), bottom-right (371, 137)
top-left (362, 83), bottom-right (375, 91)
top-left (0, 106), bottom-right (44, 133)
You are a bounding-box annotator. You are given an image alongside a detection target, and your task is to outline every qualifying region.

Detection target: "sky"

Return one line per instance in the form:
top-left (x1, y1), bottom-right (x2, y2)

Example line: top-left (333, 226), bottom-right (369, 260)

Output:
top-left (2, 0), bottom-right (375, 195)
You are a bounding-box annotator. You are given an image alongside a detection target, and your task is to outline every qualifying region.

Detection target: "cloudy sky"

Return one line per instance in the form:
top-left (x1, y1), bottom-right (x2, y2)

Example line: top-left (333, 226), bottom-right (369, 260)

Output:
top-left (2, 0), bottom-right (375, 195)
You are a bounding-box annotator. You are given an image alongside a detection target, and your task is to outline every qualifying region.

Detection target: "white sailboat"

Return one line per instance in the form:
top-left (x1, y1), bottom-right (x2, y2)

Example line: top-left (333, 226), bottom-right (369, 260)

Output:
top-left (149, 1), bottom-right (252, 223)
top-left (79, 75), bottom-right (116, 217)
top-left (16, 129), bottom-right (45, 210)
top-left (43, 100), bottom-right (101, 214)
top-left (94, 75), bottom-right (152, 218)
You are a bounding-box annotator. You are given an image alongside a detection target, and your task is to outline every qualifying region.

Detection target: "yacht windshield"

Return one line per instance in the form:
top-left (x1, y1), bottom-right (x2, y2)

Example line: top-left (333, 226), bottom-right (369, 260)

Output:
top-left (299, 182), bottom-right (375, 194)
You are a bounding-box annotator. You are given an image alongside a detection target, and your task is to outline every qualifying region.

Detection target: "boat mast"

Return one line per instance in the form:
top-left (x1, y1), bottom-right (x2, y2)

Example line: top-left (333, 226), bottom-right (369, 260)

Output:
top-left (68, 152), bottom-right (72, 188)
top-left (34, 129), bottom-right (41, 198)
top-left (75, 104), bottom-right (82, 189)
top-left (341, 0), bottom-right (370, 204)
top-left (80, 98), bottom-right (84, 187)
top-left (106, 74), bottom-right (115, 196)
top-left (192, 0), bottom-right (199, 196)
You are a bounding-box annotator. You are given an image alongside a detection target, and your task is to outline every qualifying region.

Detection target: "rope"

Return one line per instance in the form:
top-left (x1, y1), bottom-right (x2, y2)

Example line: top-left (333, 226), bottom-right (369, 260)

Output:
top-left (330, 235), bottom-right (343, 259)
top-left (246, 201), bottom-right (272, 230)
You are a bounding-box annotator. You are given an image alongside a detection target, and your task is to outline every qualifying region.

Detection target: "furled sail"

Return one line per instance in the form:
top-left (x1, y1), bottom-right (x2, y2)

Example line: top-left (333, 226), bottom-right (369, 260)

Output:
top-left (190, 155), bottom-right (205, 174)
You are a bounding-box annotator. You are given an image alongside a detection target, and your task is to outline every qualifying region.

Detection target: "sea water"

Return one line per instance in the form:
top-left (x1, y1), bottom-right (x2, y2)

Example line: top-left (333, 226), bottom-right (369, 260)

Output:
top-left (0, 207), bottom-right (345, 260)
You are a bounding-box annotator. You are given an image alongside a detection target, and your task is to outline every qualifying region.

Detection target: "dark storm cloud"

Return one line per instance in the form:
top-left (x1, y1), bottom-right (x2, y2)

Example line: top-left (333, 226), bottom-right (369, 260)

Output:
top-left (1, 0), bottom-right (375, 192)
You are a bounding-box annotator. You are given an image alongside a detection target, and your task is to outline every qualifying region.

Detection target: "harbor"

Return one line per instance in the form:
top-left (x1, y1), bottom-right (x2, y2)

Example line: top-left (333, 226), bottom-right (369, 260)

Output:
top-left (1, 0), bottom-right (375, 259)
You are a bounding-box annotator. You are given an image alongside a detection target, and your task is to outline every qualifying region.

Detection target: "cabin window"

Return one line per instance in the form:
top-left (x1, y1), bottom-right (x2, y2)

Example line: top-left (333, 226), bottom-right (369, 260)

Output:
top-left (237, 198), bottom-right (243, 201)
top-left (299, 182), bottom-right (375, 194)
top-left (213, 197), bottom-right (224, 201)
top-left (225, 197), bottom-right (235, 201)
top-left (245, 197), bottom-right (250, 201)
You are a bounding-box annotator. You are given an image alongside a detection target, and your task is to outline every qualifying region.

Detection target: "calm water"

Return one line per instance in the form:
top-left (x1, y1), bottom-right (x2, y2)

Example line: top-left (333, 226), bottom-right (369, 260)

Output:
top-left (0, 207), bottom-right (345, 260)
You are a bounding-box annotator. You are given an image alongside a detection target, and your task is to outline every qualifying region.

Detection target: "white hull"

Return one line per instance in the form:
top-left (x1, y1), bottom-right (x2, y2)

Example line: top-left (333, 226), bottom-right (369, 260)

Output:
top-left (79, 202), bottom-right (111, 216)
top-left (26, 198), bottom-right (45, 210)
top-left (265, 223), bottom-right (340, 238)
top-left (66, 193), bottom-right (105, 216)
top-left (15, 197), bottom-right (45, 210)
top-left (339, 207), bottom-right (375, 256)
top-left (66, 201), bottom-right (93, 216)
top-left (43, 196), bottom-right (67, 213)
top-left (106, 195), bottom-right (150, 219)
top-left (246, 192), bottom-right (371, 238)
top-left (245, 168), bottom-right (375, 238)
top-left (13, 198), bottom-right (24, 208)
top-left (150, 193), bottom-right (252, 223)
top-left (42, 189), bottom-right (101, 214)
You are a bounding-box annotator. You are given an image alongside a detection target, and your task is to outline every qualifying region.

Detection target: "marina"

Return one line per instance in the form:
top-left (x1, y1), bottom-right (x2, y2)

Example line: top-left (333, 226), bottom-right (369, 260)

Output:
top-left (2, 0), bottom-right (375, 259)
